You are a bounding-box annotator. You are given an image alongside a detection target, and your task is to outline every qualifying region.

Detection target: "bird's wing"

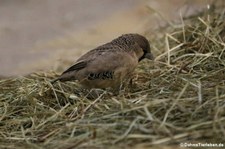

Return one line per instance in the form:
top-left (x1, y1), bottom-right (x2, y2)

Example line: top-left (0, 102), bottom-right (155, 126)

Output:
top-left (62, 61), bottom-right (87, 74)
top-left (85, 48), bottom-right (137, 73)
top-left (61, 45), bottom-right (109, 74)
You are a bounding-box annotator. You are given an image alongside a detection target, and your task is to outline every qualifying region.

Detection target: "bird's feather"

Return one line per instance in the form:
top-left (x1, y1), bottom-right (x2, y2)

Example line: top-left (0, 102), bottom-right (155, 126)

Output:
top-left (62, 61), bottom-right (87, 74)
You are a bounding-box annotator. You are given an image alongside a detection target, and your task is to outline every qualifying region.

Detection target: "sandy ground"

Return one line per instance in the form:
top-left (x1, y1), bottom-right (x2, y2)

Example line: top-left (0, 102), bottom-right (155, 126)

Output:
top-left (0, 0), bottom-right (215, 76)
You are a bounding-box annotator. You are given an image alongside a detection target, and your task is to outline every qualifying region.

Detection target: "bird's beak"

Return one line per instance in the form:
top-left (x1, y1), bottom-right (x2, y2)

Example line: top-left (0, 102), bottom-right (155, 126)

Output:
top-left (144, 53), bottom-right (154, 60)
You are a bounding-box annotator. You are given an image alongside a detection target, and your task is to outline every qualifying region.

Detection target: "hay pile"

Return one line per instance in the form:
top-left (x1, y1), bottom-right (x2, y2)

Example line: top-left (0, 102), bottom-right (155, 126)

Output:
top-left (1, 5), bottom-right (225, 149)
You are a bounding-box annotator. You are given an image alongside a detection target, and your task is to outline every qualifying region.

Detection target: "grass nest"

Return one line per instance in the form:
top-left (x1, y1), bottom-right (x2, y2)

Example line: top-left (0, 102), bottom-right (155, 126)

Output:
top-left (1, 5), bottom-right (225, 149)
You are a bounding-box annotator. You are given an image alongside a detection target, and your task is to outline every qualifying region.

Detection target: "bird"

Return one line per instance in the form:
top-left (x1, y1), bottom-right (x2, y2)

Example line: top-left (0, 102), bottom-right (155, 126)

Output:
top-left (51, 33), bottom-right (154, 90)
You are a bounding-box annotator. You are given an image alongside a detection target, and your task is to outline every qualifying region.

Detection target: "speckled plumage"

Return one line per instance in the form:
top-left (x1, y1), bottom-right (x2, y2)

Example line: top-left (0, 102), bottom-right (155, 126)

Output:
top-left (52, 33), bottom-right (154, 89)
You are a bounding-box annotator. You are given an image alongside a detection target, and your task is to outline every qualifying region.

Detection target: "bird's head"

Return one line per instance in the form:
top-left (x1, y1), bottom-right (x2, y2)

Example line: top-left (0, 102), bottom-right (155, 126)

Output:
top-left (112, 33), bottom-right (154, 61)
top-left (133, 34), bottom-right (154, 62)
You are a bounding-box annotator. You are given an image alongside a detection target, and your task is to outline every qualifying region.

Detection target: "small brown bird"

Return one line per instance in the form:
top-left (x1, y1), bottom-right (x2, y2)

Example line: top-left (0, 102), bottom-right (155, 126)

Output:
top-left (52, 33), bottom-right (154, 89)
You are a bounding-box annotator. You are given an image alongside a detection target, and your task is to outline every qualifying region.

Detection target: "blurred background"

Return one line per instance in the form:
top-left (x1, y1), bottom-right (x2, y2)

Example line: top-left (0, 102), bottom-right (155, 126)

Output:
top-left (0, 0), bottom-right (216, 76)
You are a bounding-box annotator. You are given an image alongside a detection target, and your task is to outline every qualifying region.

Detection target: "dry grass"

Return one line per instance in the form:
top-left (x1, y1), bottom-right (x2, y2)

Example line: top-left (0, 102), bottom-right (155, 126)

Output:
top-left (1, 4), bottom-right (225, 149)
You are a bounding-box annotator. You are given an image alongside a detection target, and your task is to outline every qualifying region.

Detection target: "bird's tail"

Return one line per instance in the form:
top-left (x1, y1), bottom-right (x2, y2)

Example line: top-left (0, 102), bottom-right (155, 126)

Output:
top-left (50, 73), bottom-right (76, 84)
top-left (50, 78), bottom-right (60, 84)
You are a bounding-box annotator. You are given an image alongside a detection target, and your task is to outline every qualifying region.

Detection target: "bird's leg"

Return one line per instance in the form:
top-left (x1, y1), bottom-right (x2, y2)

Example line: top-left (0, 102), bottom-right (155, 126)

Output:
top-left (119, 81), bottom-right (124, 92)
top-left (121, 75), bottom-right (134, 92)
top-left (111, 80), bottom-right (124, 96)
top-left (129, 78), bottom-right (133, 87)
